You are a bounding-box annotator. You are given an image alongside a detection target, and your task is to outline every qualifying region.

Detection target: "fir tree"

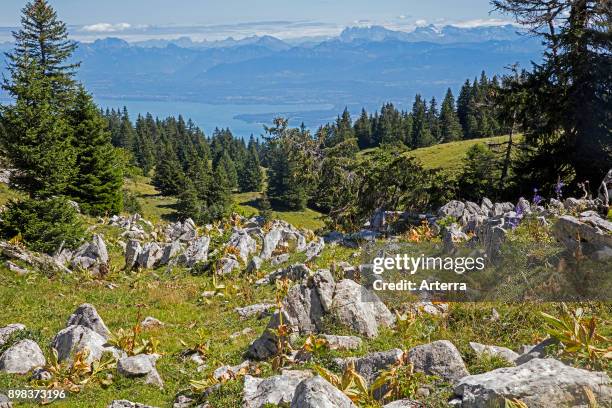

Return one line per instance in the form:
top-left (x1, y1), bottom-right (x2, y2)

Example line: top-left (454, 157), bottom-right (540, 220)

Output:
top-left (439, 88), bottom-right (463, 142)
top-left (68, 88), bottom-right (124, 215)
top-left (354, 109), bottom-right (373, 149)
top-left (410, 95), bottom-right (435, 147)
top-left (239, 138), bottom-right (263, 192)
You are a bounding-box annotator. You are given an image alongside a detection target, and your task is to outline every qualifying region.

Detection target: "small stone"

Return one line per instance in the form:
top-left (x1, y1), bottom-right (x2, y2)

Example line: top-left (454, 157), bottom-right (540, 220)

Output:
top-left (235, 303), bottom-right (275, 320)
top-left (0, 339), bottom-right (46, 374)
top-left (141, 316), bottom-right (164, 329)
top-left (66, 303), bottom-right (111, 339)
top-left (0, 323), bottom-right (26, 347)
top-left (291, 375), bottom-right (357, 408)
top-left (408, 340), bottom-right (469, 383)
top-left (320, 334), bottom-right (362, 351)
top-left (469, 342), bottom-right (519, 363)
top-left (243, 370), bottom-right (313, 408)
top-left (107, 401), bottom-right (159, 408)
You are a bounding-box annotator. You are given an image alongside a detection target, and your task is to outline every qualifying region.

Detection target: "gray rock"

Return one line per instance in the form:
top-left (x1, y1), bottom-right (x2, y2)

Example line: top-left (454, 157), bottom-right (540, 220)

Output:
top-left (438, 200), bottom-right (465, 219)
top-left (107, 401), bottom-right (159, 408)
top-left (227, 229), bottom-right (257, 262)
top-left (382, 400), bottom-right (422, 408)
top-left (408, 340), bottom-right (469, 383)
top-left (312, 269), bottom-right (335, 313)
top-left (165, 219), bottom-right (197, 242)
top-left (480, 198), bottom-right (493, 216)
top-left (515, 197), bottom-right (532, 215)
top-left (117, 354), bottom-right (163, 388)
top-left (159, 241), bottom-right (182, 266)
top-left (330, 279), bottom-right (395, 338)
top-left (291, 375), bottom-right (357, 408)
top-left (553, 214), bottom-right (612, 259)
top-left (305, 238), bottom-right (325, 261)
top-left (243, 370), bottom-right (313, 408)
top-left (514, 338), bottom-right (557, 365)
top-left (247, 270), bottom-right (335, 360)
top-left (178, 236), bottom-right (210, 267)
top-left (52, 325), bottom-right (121, 364)
top-left (0, 393), bottom-right (11, 408)
top-left (218, 256), bottom-right (240, 275)
top-left (271, 253), bottom-right (290, 266)
top-left (71, 234), bottom-right (109, 274)
top-left (334, 349), bottom-right (404, 384)
top-left (141, 316), bottom-right (164, 329)
top-left (469, 342), bottom-right (519, 363)
top-left (320, 334), bottom-right (362, 351)
top-left (246, 256), bottom-right (263, 273)
top-left (476, 221), bottom-right (507, 264)
top-left (125, 239), bottom-right (142, 270)
top-left (261, 227), bottom-right (283, 260)
top-left (5, 261), bottom-right (29, 275)
top-left (256, 263), bottom-right (312, 285)
top-left (454, 358), bottom-right (612, 408)
top-left (137, 242), bottom-right (164, 269)
top-left (66, 303), bottom-right (111, 339)
top-left (213, 360), bottom-right (250, 381)
top-left (30, 367), bottom-right (52, 380)
top-left (443, 223), bottom-right (469, 254)
top-left (0, 323), bottom-right (26, 347)
top-left (0, 339), bottom-right (45, 374)
top-left (235, 303), bottom-right (275, 320)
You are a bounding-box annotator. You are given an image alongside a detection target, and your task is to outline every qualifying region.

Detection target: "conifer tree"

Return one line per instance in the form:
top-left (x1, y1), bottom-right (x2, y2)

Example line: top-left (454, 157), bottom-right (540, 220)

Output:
top-left (410, 95), bottom-right (435, 147)
top-left (354, 109), bottom-right (373, 149)
top-left (239, 138), bottom-right (263, 192)
top-left (68, 88), bottom-right (124, 215)
top-left (439, 88), bottom-right (463, 142)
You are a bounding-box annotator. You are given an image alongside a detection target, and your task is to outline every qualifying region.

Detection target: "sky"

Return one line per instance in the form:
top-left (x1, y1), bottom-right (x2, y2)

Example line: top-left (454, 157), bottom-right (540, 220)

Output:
top-left (0, 0), bottom-right (509, 42)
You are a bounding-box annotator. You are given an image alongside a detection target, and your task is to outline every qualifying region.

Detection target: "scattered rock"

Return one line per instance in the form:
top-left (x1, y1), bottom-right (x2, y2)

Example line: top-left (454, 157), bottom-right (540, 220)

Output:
top-left (330, 279), bottom-right (395, 338)
top-left (553, 214), bottom-right (612, 260)
top-left (71, 234), bottom-right (109, 275)
top-left (408, 340), bottom-right (469, 383)
top-left (334, 349), bottom-right (404, 384)
top-left (256, 263), bottom-right (312, 285)
top-left (382, 400), bottom-right (422, 408)
top-left (117, 354), bottom-right (163, 388)
top-left (454, 358), bottom-right (612, 408)
top-left (178, 236), bottom-right (210, 267)
top-left (243, 370), bottom-right (313, 408)
top-left (137, 242), bottom-right (164, 269)
top-left (141, 316), bottom-right (164, 329)
top-left (305, 238), bottom-right (325, 261)
top-left (159, 240), bottom-right (181, 266)
top-left (246, 256), bottom-right (263, 273)
top-left (227, 229), bottom-right (257, 262)
top-left (320, 334), bottom-right (362, 351)
top-left (0, 323), bottom-right (26, 347)
top-left (442, 223), bottom-right (469, 254)
top-left (0, 339), bottom-right (45, 374)
top-left (469, 342), bottom-right (519, 363)
top-left (5, 261), bottom-right (29, 275)
top-left (52, 325), bottom-right (121, 364)
top-left (514, 338), bottom-right (557, 365)
top-left (218, 256), bottom-right (240, 275)
top-left (66, 303), bottom-right (111, 339)
top-left (439, 200), bottom-right (465, 219)
top-left (0, 393), bottom-right (11, 408)
top-left (235, 303), bottom-right (275, 320)
top-left (261, 227), bottom-right (283, 260)
top-left (125, 240), bottom-right (142, 270)
top-left (213, 360), bottom-right (250, 381)
top-left (271, 253), bottom-right (290, 266)
top-left (107, 401), bottom-right (159, 408)
top-left (291, 375), bottom-right (357, 408)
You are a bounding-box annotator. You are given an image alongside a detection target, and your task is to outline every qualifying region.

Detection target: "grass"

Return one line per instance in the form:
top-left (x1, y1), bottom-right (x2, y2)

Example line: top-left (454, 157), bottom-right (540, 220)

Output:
top-left (123, 176), bottom-right (177, 224)
top-left (406, 135), bottom-right (515, 176)
top-left (233, 191), bottom-right (326, 231)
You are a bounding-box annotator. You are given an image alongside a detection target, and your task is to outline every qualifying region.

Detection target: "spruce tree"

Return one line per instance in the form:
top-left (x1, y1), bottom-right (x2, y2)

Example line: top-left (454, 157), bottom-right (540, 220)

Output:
top-left (1, 46), bottom-right (76, 198)
top-left (239, 138), bottom-right (263, 192)
top-left (410, 95), bottom-right (435, 148)
top-left (354, 109), bottom-right (373, 149)
top-left (4, 0), bottom-right (79, 102)
top-left (68, 88), bottom-right (124, 215)
top-left (439, 89), bottom-right (463, 142)
top-left (217, 151), bottom-right (238, 191)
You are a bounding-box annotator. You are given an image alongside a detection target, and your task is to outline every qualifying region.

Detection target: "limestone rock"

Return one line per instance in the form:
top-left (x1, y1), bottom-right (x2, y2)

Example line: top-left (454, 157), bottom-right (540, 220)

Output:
top-left (305, 238), bottom-right (325, 261)
top-left (243, 370), bottom-right (313, 408)
top-left (227, 229), bottom-right (257, 262)
top-left (382, 400), bottom-right (422, 408)
top-left (235, 303), bottom-right (275, 320)
top-left (454, 358), bottom-right (612, 408)
top-left (52, 325), bottom-right (122, 364)
top-left (0, 339), bottom-right (45, 374)
top-left (291, 375), bottom-right (357, 408)
top-left (408, 340), bottom-right (469, 383)
top-left (320, 334), bottom-right (362, 351)
top-left (125, 239), bottom-right (142, 270)
top-left (117, 354), bottom-right (163, 388)
top-left (107, 401), bottom-right (159, 408)
top-left (71, 234), bottom-right (109, 274)
top-left (178, 236), bottom-right (210, 267)
top-left (469, 342), bottom-right (519, 363)
top-left (438, 200), bottom-right (465, 219)
top-left (0, 323), bottom-right (26, 347)
top-left (137, 242), bottom-right (164, 269)
top-left (330, 279), bottom-right (395, 338)
top-left (66, 303), bottom-right (111, 339)
top-left (334, 349), bottom-right (404, 384)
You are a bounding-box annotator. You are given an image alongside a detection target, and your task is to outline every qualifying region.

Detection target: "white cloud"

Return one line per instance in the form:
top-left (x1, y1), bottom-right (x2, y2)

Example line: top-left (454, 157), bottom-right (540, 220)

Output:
top-left (450, 18), bottom-right (514, 28)
top-left (415, 19), bottom-right (428, 27)
top-left (82, 23), bottom-right (132, 33)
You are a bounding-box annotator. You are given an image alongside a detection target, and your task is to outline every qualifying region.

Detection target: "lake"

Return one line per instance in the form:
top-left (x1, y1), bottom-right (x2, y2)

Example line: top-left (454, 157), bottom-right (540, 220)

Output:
top-left (95, 98), bottom-right (336, 139)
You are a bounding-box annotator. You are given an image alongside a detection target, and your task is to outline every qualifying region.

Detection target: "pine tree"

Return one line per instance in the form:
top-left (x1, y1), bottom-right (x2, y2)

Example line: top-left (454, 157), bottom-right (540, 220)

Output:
top-left (410, 95), bottom-right (435, 148)
top-left (4, 0), bottom-right (79, 103)
top-left (457, 79), bottom-right (472, 138)
top-left (153, 145), bottom-right (185, 196)
top-left (354, 109), bottom-right (373, 149)
top-left (216, 151), bottom-right (238, 191)
top-left (439, 88), bottom-right (463, 142)
top-left (1, 17), bottom-right (76, 198)
top-left (68, 88), bottom-right (124, 215)
top-left (427, 97), bottom-right (440, 142)
top-left (239, 138), bottom-right (263, 192)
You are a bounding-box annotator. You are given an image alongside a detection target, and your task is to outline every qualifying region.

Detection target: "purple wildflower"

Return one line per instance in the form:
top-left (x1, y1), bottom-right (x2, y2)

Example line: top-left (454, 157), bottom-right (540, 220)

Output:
top-left (554, 179), bottom-right (565, 200)
top-left (532, 188), bottom-right (543, 206)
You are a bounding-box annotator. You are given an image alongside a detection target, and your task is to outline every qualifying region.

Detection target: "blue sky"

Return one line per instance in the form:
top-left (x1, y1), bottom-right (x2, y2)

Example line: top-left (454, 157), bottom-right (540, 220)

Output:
top-left (0, 0), bottom-right (508, 42)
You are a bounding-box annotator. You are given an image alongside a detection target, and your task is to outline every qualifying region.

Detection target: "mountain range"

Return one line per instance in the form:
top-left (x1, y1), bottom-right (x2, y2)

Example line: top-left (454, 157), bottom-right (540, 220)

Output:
top-left (0, 24), bottom-right (542, 132)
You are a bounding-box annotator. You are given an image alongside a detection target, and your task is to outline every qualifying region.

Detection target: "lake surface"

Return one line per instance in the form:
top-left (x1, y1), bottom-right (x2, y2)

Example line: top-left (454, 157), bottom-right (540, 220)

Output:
top-left (95, 98), bottom-right (336, 139)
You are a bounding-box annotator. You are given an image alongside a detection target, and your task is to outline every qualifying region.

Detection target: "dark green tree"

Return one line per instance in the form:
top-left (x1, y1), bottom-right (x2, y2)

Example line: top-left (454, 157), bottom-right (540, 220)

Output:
top-left (439, 88), bottom-right (463, 142)
top-left (458, 143), bottom-right (502, 201)
top-left (410, 95), bottom-right (435, 147)
top-left (68, 88), bottom-right (124, 215)
top-left (239, 138), bottom-right (263, 192)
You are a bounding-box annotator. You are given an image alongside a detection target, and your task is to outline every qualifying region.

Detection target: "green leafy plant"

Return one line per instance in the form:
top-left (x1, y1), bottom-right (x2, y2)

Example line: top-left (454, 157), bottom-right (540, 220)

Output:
top-left (314, 361), bottom-right (374, 405)
top-left (107, 313), bottom-right (160, 356)
top-left (541, 304), bottom-right (611, 368)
